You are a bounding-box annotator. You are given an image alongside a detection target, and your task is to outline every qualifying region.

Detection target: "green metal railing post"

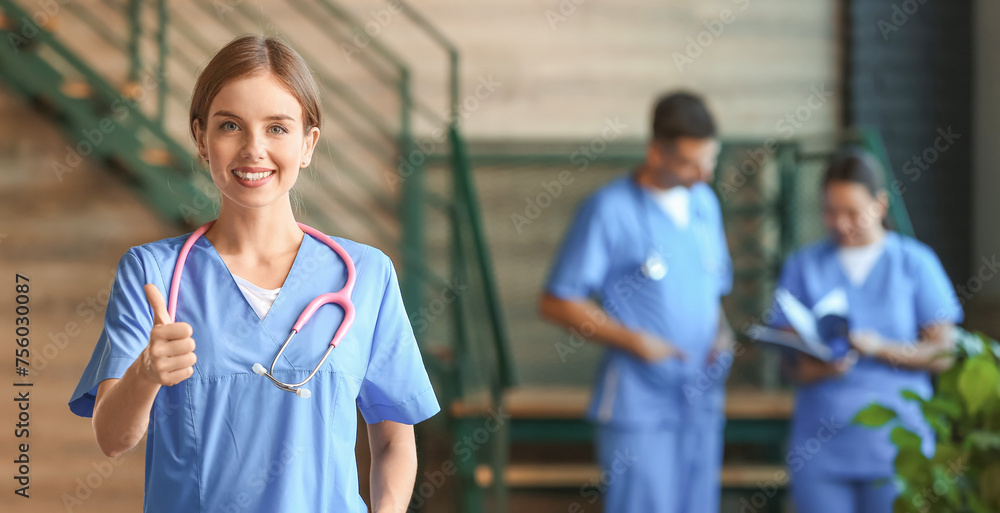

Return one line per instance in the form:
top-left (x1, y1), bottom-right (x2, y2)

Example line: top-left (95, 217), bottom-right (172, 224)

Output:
top-left (777, 142), bottom-right (800, 259)
top-left (127, 0), bottom-right (141, 83)
top-left (450, 126), bottom-right (515, 391)
top-left (398, 70), bottom-right (426, 314)
top-left (156, 0), bottom-right (168, 128)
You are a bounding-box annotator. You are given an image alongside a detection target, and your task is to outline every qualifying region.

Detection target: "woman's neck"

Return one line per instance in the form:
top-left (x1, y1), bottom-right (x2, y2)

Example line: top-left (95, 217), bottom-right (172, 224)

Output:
top-left (204, 198), bottom-right (303, 259)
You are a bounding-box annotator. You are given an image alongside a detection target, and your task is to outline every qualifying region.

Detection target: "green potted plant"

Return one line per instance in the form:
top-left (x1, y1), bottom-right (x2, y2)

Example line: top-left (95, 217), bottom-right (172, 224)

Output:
top-left (854, 329), bottom-right (1000, 512)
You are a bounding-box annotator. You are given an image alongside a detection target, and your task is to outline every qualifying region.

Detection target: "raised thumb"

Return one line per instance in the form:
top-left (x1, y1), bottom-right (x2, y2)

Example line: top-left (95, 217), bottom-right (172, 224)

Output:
top-left (144, 284), bottom-right (172, 326)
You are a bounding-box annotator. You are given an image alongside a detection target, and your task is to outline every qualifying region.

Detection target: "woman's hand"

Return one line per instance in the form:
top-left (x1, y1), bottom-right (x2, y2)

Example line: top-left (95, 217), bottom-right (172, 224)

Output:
top-left (93, 284), bottom-right (191, 458)
top-left (849, 330), bottom-right (885, 357)
top-left (137, 284), bottom-right (197, 386)
top-left (793, 350), bottom-right (858, 384)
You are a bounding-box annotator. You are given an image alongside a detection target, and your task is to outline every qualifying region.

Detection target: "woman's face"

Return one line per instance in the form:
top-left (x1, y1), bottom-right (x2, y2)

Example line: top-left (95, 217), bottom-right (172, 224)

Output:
top-left (822, 181), bottom-right (888, 247)
top-left (193, 73), bottom-right (319, 210)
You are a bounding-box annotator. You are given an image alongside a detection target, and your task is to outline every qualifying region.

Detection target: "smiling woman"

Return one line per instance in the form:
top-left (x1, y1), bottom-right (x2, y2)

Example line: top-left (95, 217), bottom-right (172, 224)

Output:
top-left (67, 34), bottom-right (440, 513)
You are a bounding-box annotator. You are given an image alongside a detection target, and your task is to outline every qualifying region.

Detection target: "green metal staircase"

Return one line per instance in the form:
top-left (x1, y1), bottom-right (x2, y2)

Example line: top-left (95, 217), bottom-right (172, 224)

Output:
top-left (0, 1), bottom-right (513, 511)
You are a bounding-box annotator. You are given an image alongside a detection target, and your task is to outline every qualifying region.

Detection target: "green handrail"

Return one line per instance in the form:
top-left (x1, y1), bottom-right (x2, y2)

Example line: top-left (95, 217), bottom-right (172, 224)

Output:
top-left (127, 0), bottom-right (140, 83)
top-left (449, 125), bottom-right (515, 390)
top-left (396, 0), bottom-right (460, 122)
top-left (155, 0), bottom-right (167, 128)
top-left (308, 0), bottom-right (447, 127)
top-left (853, 126), bottom-right (916, 237)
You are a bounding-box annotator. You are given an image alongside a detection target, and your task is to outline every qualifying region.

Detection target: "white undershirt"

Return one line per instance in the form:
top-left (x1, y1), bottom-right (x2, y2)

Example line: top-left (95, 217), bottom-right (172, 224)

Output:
top-left (649, 185), bottom-right (691, 229)
top-left (836, 237), bottom-right (886, 286)
top-left (232, 274), bottom-right (281, 320)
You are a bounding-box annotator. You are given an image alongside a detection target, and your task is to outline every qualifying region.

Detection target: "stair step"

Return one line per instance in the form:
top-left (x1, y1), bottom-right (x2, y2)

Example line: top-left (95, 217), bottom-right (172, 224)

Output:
top-left (474, 463), bottom-right (790, 489)
top-left (141, 147), bottom-right (172, 167)
top-left (452, 386), bottom-right (793, 420)
top-left (61, 80), bottom-right (91, 99)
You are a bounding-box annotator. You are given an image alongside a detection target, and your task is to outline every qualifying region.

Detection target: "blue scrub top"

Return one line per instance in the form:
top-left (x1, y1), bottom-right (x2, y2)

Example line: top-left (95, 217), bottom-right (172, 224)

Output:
top-left (69, 231), bottom-right (441, 512)
top-left (544, 173), bottom-right (733, 429)
top-left (770, 231), bottom-right (962, 478)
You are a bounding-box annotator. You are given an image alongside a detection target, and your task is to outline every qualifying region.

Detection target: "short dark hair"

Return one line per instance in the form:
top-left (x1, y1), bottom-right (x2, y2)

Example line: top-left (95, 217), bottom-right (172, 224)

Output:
top-left (822, 147), bottom-right (886, 197)
top-left (651, 91), bottom-right (717, 141)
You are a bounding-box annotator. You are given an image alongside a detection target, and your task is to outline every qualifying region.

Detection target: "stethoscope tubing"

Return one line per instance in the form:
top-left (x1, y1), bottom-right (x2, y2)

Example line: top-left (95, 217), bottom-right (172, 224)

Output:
top-left (167, 219), bottom-right (357, 397)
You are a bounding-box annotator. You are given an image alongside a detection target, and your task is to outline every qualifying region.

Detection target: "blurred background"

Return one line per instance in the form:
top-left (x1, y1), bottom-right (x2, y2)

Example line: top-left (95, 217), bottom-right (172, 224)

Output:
top-left (0, 0), bottom-right (989, 511)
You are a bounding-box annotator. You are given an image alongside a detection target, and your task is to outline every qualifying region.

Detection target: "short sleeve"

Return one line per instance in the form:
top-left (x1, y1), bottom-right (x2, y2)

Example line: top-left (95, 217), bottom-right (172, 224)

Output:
top-left (912, 245), bottom-right (964, 327)
top-left (768, 251), bottom-right (807, 330)
top-left (544, 195), bottom-right (613, 300)
top-left (68, 247), bottom-right (156, 418)
top-left (357, 256), bottom-right (441, 425)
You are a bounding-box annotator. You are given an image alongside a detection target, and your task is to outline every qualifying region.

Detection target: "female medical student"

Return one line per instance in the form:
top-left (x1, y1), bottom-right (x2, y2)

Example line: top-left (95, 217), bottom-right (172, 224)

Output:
top-left (771, 149), bottom-right (962, 513)
top-left (68, 35), bottom-right (440, 512)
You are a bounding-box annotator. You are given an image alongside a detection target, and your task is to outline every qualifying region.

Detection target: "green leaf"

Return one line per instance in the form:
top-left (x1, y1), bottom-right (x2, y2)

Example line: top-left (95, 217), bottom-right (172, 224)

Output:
top-left (923, 413), bottom-right (953, 441)
top-left (931, 465), bottom-right (961, 508)
top-left (892, 495), bottom-right (909, 513)
top-left (922, 397), bottom-right (963, 421)
top-left (958, 356), bottom-right (1000, 415)
top-left (854, 403), bottom-right (898, 427)
top-left (937, 363), bottom-right (962, 398)
top-left (966, 430), bottom-right (1000, 450)
top-left (892, 494), bottom-right (911, 513)
top-left (901, 389), bottom-right (925, 404)
top-left (967, 492), bottom-right (993, 513)
top-left (955, 327), bottom-right (984, 357)
top-left (894, 446), bottom-right (931, 487)
top-left (979, 463), bottom-right (1000, 511)
top-left (930, 443), bottom-right (963, 467)
top-left (891, 426), bottom-right (922, 450)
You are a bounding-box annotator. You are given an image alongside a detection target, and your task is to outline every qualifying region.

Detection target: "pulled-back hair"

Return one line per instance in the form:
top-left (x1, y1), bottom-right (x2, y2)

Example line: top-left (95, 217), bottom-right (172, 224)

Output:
top-left (189, 34), bottom-right (321, 146)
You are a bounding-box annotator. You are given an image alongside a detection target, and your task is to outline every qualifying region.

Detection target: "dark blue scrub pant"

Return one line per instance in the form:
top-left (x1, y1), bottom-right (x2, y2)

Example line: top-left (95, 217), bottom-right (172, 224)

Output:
top-left (791, 466), bottom-right (897, 513)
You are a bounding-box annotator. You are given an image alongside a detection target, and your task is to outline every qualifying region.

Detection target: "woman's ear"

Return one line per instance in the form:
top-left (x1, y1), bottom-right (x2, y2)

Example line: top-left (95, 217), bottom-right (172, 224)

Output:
top-left (192, 119), bottom-right (207, 159)
top-left (876, 190), bottom-right (890, 218)
top-left (301, 126), bottom-right (320, 167)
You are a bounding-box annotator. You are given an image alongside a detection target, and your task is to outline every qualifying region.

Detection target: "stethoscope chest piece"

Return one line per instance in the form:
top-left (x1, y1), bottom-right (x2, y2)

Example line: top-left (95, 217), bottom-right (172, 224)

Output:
top-left (642, 251), bottom-right (668, 281)
top-left (171, 219), bottom-right (356, 399)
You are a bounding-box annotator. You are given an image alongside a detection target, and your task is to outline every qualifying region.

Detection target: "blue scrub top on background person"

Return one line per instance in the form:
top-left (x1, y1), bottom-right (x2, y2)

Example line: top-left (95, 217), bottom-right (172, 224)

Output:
top-left (545, 175), bottom-right (733, 429)
top-left (540, 91), bottom-right (732, 513)
top-left (69, 231), bottom-right (441, 513)
top-left (545, 172), bottom-right (733, 513)
top-left (770, 231), bottom-right (963, 478)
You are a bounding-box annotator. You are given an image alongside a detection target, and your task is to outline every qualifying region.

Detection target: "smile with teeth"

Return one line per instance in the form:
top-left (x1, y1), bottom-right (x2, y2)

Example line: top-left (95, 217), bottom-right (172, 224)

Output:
top-left (232, 169), bottom-right (275, 181)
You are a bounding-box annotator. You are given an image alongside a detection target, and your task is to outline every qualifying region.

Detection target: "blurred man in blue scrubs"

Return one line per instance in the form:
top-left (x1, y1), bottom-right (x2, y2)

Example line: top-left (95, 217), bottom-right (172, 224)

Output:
top-left (539, 92), bottom-right (734, 513)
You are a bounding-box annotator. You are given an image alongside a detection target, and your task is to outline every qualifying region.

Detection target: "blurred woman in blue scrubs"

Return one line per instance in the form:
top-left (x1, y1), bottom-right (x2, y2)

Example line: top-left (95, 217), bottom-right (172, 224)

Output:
top-left (771, 149), bottom-right (962, 513)
top-left (68, 35), bottom-right (440, 512)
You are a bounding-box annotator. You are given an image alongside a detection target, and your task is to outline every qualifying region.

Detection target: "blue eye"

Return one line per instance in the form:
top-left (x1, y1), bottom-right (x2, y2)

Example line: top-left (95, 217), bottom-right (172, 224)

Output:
top-left (220, 121), bottom-right (238, 131)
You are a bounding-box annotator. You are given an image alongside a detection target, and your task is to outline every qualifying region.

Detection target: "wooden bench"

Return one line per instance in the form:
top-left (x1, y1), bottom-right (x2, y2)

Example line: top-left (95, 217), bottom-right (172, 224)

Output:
top-left (451, 385), bottom-right (793, 444)
top-left (473, 463), bottom-right (790, 489)
top-left (450, 386), bottom-right (793, 511)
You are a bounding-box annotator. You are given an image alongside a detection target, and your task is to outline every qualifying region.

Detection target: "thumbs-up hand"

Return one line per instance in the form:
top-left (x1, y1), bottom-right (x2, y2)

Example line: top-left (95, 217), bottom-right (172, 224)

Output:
top-left (137, 284), bottom-right (197, 386)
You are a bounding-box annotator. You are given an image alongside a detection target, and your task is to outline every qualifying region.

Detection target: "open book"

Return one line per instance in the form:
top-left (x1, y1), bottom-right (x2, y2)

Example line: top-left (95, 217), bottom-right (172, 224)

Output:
top-left (744, 287), bottom-right (851, 362)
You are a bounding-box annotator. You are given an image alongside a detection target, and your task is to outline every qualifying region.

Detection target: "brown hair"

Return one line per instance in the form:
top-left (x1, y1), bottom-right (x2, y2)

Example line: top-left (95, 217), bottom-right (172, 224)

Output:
top-left (189, 34), bottom-right (321, 147)
top-left (821, 147), bottom-right (886, 197)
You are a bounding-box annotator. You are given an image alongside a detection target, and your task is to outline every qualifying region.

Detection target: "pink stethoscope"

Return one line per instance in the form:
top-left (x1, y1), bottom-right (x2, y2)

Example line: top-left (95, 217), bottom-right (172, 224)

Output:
top-left (166, 219), bottom-right (356, 399)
